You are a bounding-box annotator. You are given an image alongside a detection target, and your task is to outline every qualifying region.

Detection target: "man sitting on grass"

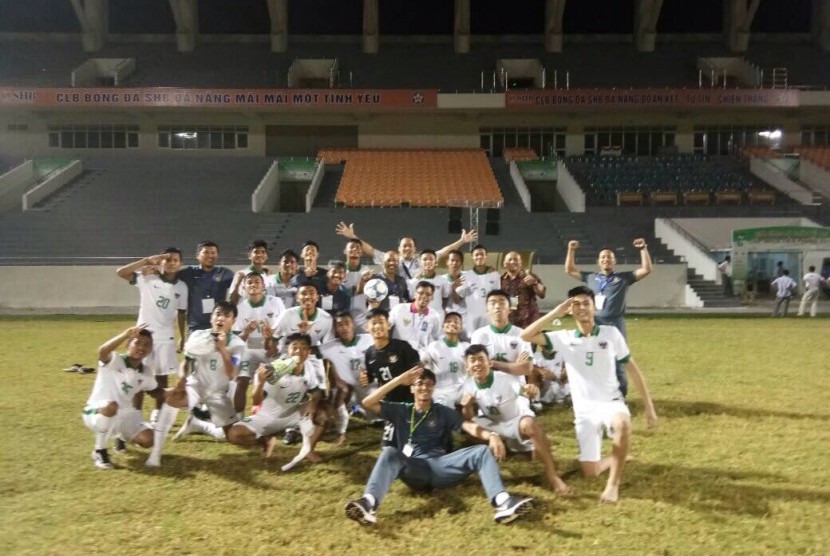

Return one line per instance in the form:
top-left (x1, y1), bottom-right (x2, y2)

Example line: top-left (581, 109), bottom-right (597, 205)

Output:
top-left (82, 325), bottom-right (166, 469)
top-left (460, 344), bottom-right (570, 494)
top-left (345, 367), bottom-right (534, 526)
top-left (520, 286), bottom-right (657, 502)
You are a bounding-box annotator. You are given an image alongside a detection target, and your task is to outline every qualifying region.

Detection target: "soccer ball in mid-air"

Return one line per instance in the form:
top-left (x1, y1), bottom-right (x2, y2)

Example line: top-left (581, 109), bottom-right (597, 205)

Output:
top-left (363, 278), bottom-right (389, 302)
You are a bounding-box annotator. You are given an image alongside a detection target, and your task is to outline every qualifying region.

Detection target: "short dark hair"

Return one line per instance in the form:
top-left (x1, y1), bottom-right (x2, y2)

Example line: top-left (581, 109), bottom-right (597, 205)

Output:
top-left (279, 249), bottom-right (299, 261)
top-left (568, 285), bottom-right (595, 300)
top-left (197, 240), bottom-right (218, 251)
top-left (285, 333), bottom-right (312, 347)
top-left (249, 239), bottom-right (268, 252)
top-left (446, 249), bottom-right (464, 262)
top-left (163, 247), bottom-right (182, 258)
top-left (472, 244), bottom-right (487, 253)
top-left (809, 265), bottom-right (816, 272)
top-left (486, 289), bottom-right (510, 303)
top-left (302, 240), bottom-right (320, 251)
top-left (420, 249), bottom-right (437, 258)
top-left (244, 272), bottom-right (265, 284)
top-left (367, 308), bottom-right (389, 321)
top-left (328, 260), bottom-right (346, 271)
top-left (213, 300), bottom-right (238, 318)
top-left (444, 311), bottom-right (463, 323)
top-left (464, 344), bottom-right (489, 359)
top-left (415, 280), bottom-right (435, 293)
top-left (346, 238), bottom-right (362, 247)
top-left (414, 368), bottom-right (437, 384)
top-left (135, 329), bottom-right (153, 341)
top-left (332, 311), bottom-right (353, 321)
top-left (782, 269), bottom-right (790, 276)
top-left (598, 247), bottom-right (615, 254)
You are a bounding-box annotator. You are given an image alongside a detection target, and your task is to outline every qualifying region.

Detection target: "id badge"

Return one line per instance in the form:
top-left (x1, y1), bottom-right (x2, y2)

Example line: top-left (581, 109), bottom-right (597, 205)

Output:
top-left (201, 298), bottom-right (215, 314)
top-left (595, 294), bottom-right (606, 310)
top-left (402, 443), bottom-right (414, 457)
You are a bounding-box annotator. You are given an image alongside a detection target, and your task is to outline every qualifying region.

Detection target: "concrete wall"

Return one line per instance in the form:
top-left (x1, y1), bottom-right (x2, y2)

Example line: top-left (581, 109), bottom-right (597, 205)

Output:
top-left (556, 160), bottom-right (585, 212)
top-left (800, 159), bottom-right (830, 199)
top-left (251, 159), bottom-right (280, 212)
top-left (0, 159), bottom-right (34, 212)
top-left (22, 159), bottom-right (82, 210)
top-left (508, 161), bottom-right (531, 212)
top-left (0, 263), bottom-right (688, 312)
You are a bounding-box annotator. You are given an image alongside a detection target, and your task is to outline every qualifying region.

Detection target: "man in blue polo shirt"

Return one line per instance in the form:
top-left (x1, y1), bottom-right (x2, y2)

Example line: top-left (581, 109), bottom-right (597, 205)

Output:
top-left (564, 238), bottom-right (652, 396)
top-left (177, 240), bottom-right (235, 335)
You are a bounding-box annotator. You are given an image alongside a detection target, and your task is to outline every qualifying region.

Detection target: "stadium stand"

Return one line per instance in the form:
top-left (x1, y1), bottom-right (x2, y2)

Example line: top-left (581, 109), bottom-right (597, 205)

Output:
top-left (327, 149), bottom-right (504, 208)
top-left (795, 146), bottom-right (830, 170)
top-left (564, 154), bottom-right (785, 207)
top-left (502, 148), bottom-right (538, 162)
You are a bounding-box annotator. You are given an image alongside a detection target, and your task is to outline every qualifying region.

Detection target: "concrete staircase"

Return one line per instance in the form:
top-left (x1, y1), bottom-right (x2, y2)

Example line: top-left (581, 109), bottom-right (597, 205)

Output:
top-left (686, 269), bottom-right (743, 308)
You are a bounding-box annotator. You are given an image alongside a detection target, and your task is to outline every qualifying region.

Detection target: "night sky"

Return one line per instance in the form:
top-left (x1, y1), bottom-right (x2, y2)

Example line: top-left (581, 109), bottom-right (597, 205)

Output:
top-left (0, 0), bottom-right (813, 35)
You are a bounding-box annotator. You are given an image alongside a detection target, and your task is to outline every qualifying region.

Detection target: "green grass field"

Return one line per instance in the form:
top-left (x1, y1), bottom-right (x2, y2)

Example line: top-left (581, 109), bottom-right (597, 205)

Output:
top-left (1, 315), bottom-right (827, 556)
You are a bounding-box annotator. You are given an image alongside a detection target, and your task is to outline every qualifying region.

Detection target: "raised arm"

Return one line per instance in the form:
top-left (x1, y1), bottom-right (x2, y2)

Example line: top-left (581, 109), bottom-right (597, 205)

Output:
top-left (436, 229), bottom-right (478, 261)
top-left (98, 324), bottom-right (147, 364)
top-left (335, 222), bottom-right (377, 257)
top-left (115, 253), bottom-right (167, 281)
top-left (360, 365), bottom-right (422, 414)
top-left (632, 238), bottom-right (652, 281)
top-left (520, 298), bottom-right (573, 346)
top-left (564, 240), bottom-right (581, 280)
top-left (624, 356), bottom-right (657, 428)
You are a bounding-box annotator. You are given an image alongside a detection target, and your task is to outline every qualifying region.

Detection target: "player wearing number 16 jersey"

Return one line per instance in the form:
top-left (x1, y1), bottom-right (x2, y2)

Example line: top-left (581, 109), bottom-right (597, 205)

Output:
top-left (419, 312), bottom-right (469, 408)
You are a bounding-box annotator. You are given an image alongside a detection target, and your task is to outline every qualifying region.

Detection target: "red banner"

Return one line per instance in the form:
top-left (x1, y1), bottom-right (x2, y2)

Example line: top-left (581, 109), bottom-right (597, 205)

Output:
top-left (505, 88), bottom-right (799, 109)
top-left (0, 87), bottom-right (437, 109)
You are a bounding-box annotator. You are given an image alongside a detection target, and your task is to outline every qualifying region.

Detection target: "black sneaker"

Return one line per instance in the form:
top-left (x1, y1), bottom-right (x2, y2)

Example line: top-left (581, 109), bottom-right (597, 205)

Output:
top-left (283, 428), bottom-right (301, 445)
top-left (493, 495), bottom-right (534, 524)
top-left (345, 496), bottom-right (377, 525)
top-left (113, 438), bottom-right (127, 454)
top-left (91, 449), bottom-right (113, 469)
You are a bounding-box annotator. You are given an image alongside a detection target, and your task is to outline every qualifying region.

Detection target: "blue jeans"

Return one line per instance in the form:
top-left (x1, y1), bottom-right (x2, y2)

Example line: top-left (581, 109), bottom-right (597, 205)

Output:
top-left (365, 445), bottom-right (505, 507)
top-left (595, 315), bottom-right (628, 397)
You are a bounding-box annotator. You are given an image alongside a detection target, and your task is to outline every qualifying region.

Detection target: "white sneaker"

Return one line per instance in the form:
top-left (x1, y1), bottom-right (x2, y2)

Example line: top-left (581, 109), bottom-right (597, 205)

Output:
top-left (145, 454), bottom-right (161, 467)
top-left (172, 415), bottom-right (194, 442)
top-left (149, 409), bottom-right (160, 425)
top-left (91, 449), bottom-right (113, 469)
top-left (494, 494), bottom-right (534, 524)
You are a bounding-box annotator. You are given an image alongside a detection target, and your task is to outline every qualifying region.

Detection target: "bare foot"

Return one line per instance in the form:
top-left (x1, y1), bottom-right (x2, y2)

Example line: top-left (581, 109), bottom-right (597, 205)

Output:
top-left (305, 450), bottom-right (323, 463)
top-left (551, 477), bottom-right (573, 496)
top-left (263, 436), bottom-right (278, 458)
top-left (334, 434), bottom-right (347, 446)
top-left (599, 484), bottom-right (619, 503)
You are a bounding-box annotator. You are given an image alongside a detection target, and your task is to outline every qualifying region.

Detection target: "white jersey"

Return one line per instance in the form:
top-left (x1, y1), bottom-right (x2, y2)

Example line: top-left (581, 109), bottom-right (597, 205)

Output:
top-left (544, 325), bottom-right (629, 411)
top-left (133, 273), bottom-right (187, 342)
top-left (344, 263), bottom-right (370, 327)
top-left (407, 274), bottom-right (448, 316)
top-left (319, 333), bottom-right (373, 387)
top-left (771, 275), bottom-right (797, 297)
top-left (470, 323), bottom-right (533, 364)
top-left (258, 359), bottom-right (321, 418)
top-left (420, 338), bottom-right (469, 394)
top-left (233, 295), bottom-right (286, 349)
top-left (273, 307), bottom-right (334, 347)
top-left (389, 303), bottom-right (442, 351)
top-left (461, 268), bottom-right (501, 332)
top-left (185, 333), bottom-right (247, 395)
top-left (803, 272), bottom-right (822, 292)
top-left (271, 273), bottom-right (297, 308)
top-left (442, 273), bottom-right (469, 316)
top-left (533, 350), bottom-right (566, 381)
top-left (462, 370), bottom-right (527, 422)
top-left (85, 354), bottom-right (158, 409)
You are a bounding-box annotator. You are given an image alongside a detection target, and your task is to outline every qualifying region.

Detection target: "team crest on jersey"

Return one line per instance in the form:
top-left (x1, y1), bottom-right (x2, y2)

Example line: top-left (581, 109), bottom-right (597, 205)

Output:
top-left (267, 313), bottom-right (274, 318)
top-left (509, 341), bottom-right (518, 349)
top-left (174, 293), bottom-right (180, 298)
top-left (599, 341), bottom-right (608, 349)
top-left (426, 418), bottom-right (437, 428)
top-left (403, 317), bottom-right (412, 326)
top-left (389, 355), bottom-right (398, 363)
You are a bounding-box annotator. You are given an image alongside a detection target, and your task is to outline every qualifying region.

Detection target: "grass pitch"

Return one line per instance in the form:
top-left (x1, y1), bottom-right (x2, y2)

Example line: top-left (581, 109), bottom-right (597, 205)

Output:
top-left (0, 315), bottom-right (827, 556)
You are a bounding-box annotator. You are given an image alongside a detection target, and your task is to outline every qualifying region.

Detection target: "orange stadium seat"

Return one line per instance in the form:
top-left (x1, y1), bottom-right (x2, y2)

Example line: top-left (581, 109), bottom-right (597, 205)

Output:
top-left (330, 149), bottom-right (504, 208)
top-left (503, 148), bottom-right (539, 162)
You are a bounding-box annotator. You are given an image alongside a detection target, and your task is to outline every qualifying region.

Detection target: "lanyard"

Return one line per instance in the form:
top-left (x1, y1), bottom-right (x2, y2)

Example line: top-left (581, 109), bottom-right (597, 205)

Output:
top-left (409, 404), bottom-right (432, 441)
top-left (596, 272), bottom-right (615, 294)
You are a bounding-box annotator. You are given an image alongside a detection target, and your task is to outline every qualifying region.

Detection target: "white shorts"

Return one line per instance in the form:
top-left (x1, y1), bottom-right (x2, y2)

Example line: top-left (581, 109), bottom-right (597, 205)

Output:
top-left (82, 404), bottom-right (149, 441)
top-left (237, 408), bottom-right (303, 438)
top-left (473, 401), bottom-right (535, 453)
top-left (186, 386), bottom-right (239, 428)
top-left (145, 341), bottom-right (179, 376)
top-left (574, 400), bottom-right (631, 462)
top-left (239, 348), bottom-right (269, 379)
